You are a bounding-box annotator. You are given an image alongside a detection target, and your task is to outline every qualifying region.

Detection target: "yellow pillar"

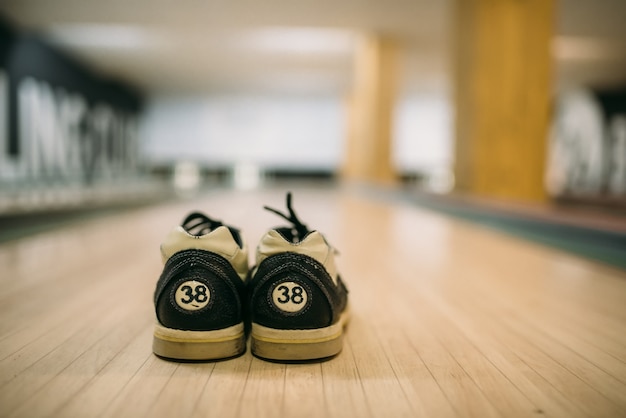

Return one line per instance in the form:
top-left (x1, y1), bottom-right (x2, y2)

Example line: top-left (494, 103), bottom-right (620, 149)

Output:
top-left (343, 35), bottom-right (399, 184)
top-left (453, 0), bottom-right (555, 201)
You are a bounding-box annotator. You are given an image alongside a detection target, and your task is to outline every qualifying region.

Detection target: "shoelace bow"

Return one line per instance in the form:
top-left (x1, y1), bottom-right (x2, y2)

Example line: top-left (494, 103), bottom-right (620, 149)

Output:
top-left (264, 192), bottom-right (310, 242)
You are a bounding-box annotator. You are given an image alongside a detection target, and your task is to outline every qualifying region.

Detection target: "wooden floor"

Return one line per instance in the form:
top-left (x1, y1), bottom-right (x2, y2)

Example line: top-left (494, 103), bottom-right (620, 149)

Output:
top-left (1, 186), bottom-right (625, 418)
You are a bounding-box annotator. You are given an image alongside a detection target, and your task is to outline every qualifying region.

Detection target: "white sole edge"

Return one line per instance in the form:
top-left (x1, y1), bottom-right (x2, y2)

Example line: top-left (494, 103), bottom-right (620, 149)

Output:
top-left (251, 309), bottom-right (350, 361)
top-left (153, 322), bottom-right (246, 361)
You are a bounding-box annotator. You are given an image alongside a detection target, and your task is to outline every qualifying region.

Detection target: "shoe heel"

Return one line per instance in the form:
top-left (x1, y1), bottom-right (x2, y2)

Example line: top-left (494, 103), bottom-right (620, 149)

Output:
top-left (250, 312), bottom-right (349, 361)
top-left (153, 322), bottom-right (246, 361)
top-left (251, 332), bottom-right (344, 361)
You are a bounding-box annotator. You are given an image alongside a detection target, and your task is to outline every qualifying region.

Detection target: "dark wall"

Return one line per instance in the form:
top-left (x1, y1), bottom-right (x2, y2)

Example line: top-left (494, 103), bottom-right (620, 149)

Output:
top-left (0, 17), bottom-right (15, 65)
top-left (0, 15), bottom-right (143, 156)
top-left (597, 88), bottom-right (626, 122)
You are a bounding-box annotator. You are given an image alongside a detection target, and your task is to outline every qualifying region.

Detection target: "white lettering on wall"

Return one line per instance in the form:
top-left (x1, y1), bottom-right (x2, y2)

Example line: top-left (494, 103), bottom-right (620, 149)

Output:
top-left (546, 89), bottom-right (616, 197)
top-left (0, 70), bottom-right (7, 176)
top-left (8, 77), bottom-right (138, 183)
top-left (608, 115), bottom-right (626, 196)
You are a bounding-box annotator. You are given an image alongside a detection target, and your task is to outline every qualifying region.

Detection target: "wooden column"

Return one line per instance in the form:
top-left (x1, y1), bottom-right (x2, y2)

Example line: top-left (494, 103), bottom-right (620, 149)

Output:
top-left (453, 0), bottom-right (555, 201)
top-left (343, 35), bottom-right (398, 184)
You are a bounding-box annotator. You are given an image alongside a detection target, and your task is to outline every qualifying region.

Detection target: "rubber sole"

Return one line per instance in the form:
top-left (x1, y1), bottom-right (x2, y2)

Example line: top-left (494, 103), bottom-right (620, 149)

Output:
top-left (153, 322), bottom-right (246, 361)
top-left (250, 310), bottom-right (349, 361)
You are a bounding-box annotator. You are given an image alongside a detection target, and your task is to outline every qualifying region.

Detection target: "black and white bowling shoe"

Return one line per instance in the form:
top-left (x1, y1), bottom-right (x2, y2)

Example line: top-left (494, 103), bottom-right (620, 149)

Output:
top-left (152, 212), bottom-right (248, 361)
top-left (248, 193), bottom-right (349, 361)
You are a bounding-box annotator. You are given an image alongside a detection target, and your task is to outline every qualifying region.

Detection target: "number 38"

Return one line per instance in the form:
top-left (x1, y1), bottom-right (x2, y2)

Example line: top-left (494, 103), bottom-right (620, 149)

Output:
top-left (271, 281), bottom-right (309, 313)
top-left (276, 285), bottom-right (305, 304)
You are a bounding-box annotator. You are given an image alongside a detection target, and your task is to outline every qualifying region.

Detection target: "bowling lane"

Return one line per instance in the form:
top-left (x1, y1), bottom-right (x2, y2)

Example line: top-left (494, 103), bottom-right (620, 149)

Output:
top-left (0, 185), bottom-right (625, 418)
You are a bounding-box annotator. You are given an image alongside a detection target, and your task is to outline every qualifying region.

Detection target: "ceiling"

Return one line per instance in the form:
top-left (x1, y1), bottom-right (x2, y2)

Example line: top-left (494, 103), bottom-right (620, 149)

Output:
top-left (1, 0), bottom-right (625, 97)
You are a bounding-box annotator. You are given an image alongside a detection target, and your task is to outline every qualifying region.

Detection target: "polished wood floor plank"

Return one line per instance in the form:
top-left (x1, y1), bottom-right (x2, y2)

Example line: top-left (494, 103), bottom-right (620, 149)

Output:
top-left (346, 314), bottom-right (416, 418)
top-left (410, 305), bottom-right (541, 417)
top-left (99, 353), bottom-right (179, 418)
top-left (429, 298), bottom-right (587, 418)
top-left (191, 354), bottom-right (252, 418)
top-left (0, 256), bottom-right (154, 388)
top-left (0, 186), bottom-right (625, 417)
top-left (400, 313), bottom-right (502, 418)
top-left (237, 358), bottom-right (286, 418)
top-left (145, 362), bottom-right (216, 418)
top-left (6, 315), bottom-right (151, 418)
top-left (375, 322), bottom-right (458, 417)
top-left (321, 337), bottom-right (373, 418)
top-left (0, 274), bottom-right (152, 416)
top-left (54, 326), bottom-right (154, 418)
top-left (431, 277), bottom-right (626, 418)
top-left (283, 363), bottom-right (325, 418)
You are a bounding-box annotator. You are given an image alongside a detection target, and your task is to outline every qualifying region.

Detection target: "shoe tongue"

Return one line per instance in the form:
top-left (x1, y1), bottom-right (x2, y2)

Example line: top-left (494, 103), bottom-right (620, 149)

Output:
top-left (258, 230), bottom-right (328, 266)
top-left (181, 212), bottom-right (224, 236)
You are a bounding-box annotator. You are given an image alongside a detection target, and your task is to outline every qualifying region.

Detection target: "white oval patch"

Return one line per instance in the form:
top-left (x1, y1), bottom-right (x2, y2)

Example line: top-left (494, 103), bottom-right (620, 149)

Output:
top-left (271, 281), bottom-right (308, 313)
top-left (175, 280), bottom-right (210, 311)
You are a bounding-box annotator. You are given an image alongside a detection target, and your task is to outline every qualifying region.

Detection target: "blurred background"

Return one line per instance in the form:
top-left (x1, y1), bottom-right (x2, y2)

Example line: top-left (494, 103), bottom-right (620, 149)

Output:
top-left (0, 0), bottom-right (625, 221)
